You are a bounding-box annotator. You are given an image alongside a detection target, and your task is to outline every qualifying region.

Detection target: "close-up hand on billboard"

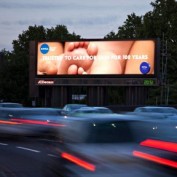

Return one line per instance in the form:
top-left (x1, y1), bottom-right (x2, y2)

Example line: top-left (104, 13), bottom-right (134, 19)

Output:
top-left (37, 40), bottom-right (156, 76)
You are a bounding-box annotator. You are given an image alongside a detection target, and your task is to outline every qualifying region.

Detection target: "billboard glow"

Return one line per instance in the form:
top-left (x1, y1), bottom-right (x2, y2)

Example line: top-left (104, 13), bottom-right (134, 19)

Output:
top-left (36, 39), bottom-right (157, 77)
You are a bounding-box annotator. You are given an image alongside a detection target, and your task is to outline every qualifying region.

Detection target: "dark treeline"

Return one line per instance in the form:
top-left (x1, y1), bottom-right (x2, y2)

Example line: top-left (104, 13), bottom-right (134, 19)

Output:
top-left (0, 0), bottom-right (177, 106)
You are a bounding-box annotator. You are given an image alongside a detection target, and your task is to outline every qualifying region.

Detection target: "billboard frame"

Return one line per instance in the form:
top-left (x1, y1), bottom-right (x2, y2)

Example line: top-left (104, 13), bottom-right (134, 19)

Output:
top-left (33, 38), bottom-right (160, 86)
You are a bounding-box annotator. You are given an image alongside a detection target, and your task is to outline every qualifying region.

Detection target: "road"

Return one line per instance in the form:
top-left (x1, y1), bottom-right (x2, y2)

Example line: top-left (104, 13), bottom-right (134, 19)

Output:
top-left (0, 138), bottom-right (59, 177)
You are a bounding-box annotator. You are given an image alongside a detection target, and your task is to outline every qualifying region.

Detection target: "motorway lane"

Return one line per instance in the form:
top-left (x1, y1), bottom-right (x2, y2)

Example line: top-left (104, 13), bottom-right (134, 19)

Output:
top-left (0, 138), bottom-right (59, 177)
top-left (1, 138), bottom-right (176, 177)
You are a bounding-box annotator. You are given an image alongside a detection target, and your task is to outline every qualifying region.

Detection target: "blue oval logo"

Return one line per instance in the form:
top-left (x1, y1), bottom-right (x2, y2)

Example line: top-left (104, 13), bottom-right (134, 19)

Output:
top-left (140, 62), bottom-right (150, 74)
top-left (40, 44), bottom-right (49, 54)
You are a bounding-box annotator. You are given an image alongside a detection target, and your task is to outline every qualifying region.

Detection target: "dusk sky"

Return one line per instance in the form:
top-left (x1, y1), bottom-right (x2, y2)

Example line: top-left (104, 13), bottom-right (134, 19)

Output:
top-left (0, 0), bottom-right (154, 51)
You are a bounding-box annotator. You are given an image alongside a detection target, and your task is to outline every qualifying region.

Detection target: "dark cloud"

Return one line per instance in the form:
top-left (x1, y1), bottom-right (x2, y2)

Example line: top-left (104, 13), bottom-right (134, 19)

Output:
top-left (0, 15), bottom-right (118, 27)
top-left (0, 1), bottom-right (120, 11)
top-left (1, 21), bottom-right (11, 25)
top-left (0, 1), bottom-right (74, 10)
top-left (76, 16), bottom-right (118, 25)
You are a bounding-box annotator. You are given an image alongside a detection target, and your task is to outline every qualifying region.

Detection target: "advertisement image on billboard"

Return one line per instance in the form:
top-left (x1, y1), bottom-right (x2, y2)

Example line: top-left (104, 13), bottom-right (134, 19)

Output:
top-left (36, 39), bottom-right (158, 79)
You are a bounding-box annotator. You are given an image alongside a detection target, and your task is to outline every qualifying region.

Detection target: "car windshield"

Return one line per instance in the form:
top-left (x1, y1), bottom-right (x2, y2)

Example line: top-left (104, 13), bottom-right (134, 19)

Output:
top-left (73, 110), bottom-right (99, 114)
top-left (69, 105), bottom-right (86, 111)
top-left (94, 108), bottom-right (112, 113)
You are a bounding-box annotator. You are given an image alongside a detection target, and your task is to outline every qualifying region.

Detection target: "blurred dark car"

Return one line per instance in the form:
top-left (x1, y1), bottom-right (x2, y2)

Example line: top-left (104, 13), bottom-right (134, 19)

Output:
top-left (0, 107), bottom-right (64, 139)
top-left (0, 102), bottom-right (23, 108)
top-left (47, 114), bottom-right (176, 177)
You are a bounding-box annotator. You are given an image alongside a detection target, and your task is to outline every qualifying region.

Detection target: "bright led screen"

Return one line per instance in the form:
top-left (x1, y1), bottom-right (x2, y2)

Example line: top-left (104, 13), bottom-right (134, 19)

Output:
top-left (36, 39), bottom-right (157, 77)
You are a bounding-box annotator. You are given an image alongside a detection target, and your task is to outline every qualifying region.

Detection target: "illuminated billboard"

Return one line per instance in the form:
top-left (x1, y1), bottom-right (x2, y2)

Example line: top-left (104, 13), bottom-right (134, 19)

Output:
top-left (34, 39), bottom-right (160, 86)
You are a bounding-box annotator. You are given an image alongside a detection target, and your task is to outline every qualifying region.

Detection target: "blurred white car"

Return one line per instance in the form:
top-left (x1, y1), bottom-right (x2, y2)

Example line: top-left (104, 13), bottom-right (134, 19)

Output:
top-left (125, 106), bottom-right (177, 120)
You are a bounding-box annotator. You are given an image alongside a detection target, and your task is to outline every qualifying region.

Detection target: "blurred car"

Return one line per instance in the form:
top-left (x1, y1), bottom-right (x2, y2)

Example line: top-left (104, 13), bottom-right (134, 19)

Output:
top-left (134, 106), bottom-right (177, 114)
top-left (47, 114), bottom-right (176, 177)
top-left (125, 106), bottom-right (177, 120)
top-left (133, 125), bottom-right (177, 177)
top-left (0, 107), bottom-right (64, 139)
top-left (0, 102), bottom-right (23, 108)
top-left (62, 104), bottom-right (87, 115)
